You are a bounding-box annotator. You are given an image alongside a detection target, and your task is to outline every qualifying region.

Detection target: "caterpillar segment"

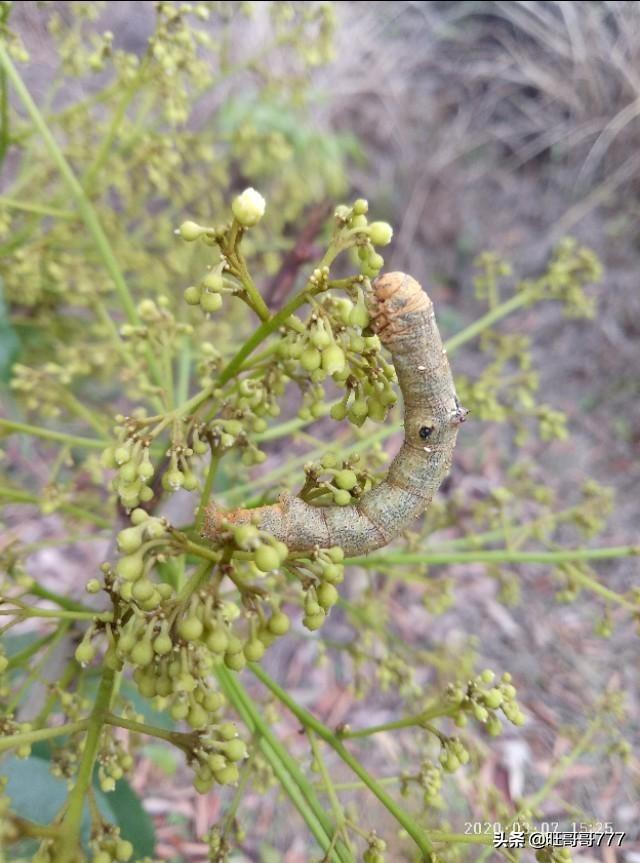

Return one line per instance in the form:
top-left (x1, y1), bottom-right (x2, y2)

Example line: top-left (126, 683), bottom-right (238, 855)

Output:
top-left (203, 272), bottom-right (468, 556)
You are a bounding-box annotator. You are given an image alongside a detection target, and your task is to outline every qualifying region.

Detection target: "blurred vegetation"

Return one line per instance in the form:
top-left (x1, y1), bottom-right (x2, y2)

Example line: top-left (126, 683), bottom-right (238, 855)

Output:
top-left (0, 3), bottom-right (638, 863)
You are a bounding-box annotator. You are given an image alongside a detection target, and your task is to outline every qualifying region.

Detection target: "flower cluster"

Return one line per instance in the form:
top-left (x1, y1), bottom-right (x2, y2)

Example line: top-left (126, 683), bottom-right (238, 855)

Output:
top-left (446, 669), bottom-right (525, 734)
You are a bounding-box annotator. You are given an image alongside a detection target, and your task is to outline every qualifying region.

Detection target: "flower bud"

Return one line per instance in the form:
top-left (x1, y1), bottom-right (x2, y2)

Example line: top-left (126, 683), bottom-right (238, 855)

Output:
top-left (178, 220), bottom-right (206, 241)
top-left (200, 291), bottom-right (223, 314)
top-left (184, 285), bottom-right (202, 305)
top-left (232, 187), bottom-right (266, 227)
top-left (321, 344), bottom-right (346, 375)
top-left (368, 221), bottom-right (393, 246)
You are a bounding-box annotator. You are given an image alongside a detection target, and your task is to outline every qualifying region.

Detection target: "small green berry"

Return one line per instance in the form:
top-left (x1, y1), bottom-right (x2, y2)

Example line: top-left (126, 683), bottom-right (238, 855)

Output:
top-left (254, 544), bottom-right (281, 572)
top-left (368, 221), bottom-right (393, 246)
top-left (334, 469), bottom-right (358, 490)
top-left (178, 220), bottom-right (206, 241)
top-left (267, 610), bottom-right (291, 636)
top-left (178, 616), bottom-right (204, 641)
top-left (200, 291), bottom-right (223, 314)
top-left (184, 285), bottom-right (202, 305)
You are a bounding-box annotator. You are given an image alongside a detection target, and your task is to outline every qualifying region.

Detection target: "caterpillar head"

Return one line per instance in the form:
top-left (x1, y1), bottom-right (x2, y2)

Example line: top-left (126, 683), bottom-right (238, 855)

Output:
top-left (369, 272), bottom-right (431, 343)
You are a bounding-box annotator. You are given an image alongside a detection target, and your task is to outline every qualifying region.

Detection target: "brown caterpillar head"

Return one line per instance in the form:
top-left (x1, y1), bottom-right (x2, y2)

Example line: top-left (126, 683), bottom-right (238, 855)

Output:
top-left (369, 272), bottom-right (431, 341)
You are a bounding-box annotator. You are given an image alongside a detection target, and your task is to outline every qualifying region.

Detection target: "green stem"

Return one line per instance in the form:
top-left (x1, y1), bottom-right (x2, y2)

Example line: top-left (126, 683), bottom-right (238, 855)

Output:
top-left (250, 664), bottom-right (434, 857)
top-left (195, 454), bottom-right (219, 532)
top-left (0, 719), bottom-right (89, 753)
top-left (6, 621), bottom-right (71, 713)
top-left (307, 731), bottom-right (354, 854)
top-left (338, 704), bottom-right (456, 740)
top-left (216, 667), bottom-right (352, 863)
top-left (0, 418), bottom-right (107, 449)
top-left (27, 583), bottom-right (93, 613)
top-left (0, 195), bottom-right (74, 218)
top-left (0, 486), bottom-right (111, 528)
top-left (347, 546), bottom-right (639, 567)
top-left (0, 608), bottom-right (107, 621)
top-left (104, 712), bottom-right (190, 750)
top-left (55, 665), bottom-right (116, 862)
top-left (445, 291), bottom-right (529, 355)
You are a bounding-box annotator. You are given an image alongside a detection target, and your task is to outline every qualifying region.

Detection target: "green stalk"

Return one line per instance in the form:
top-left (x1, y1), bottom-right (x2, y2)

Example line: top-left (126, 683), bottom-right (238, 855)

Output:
top-left (0, 718), bottom-right (89, 754)
top-left (445, 291), bottom-right (529, 355)
top-left (55, 666), bottom-right (116, 862)
top-left (0, 195), bottom-right (74, 218)
top-left (250, 664), bottom-right (434, 857)
top-left (0, 486), bottom-right (111, 528)
top-left (347, 546), bottom-right (639, 567)
top-left (216, 667), bottom-right (351, 863)
top-left (0, 418), bottom-right (107, 449)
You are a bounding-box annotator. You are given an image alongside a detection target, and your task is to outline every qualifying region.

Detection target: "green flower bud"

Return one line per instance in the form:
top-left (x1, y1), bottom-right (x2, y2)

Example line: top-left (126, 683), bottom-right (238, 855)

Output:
top-left (333, 488), bottom-right (352, 506)
top-left (254, 544), bottom-right (281, 573)
top-left (214, 764), bottom-right (240, 785)
top-left (130, 508), bottom-right (148, 525)
top-left (132, 578), bottom-right (155, 602)
top-left (153, 633), bottom-right (173, 656)
top-left (202, 272), bottom-right (224, 292)
top-left (130, 639), bottom-right (153, 667)
top-left (303, 612), bottom-right (325, 631)
top-left (321, 344), bottom-right (346, 375)
top-left (187, 704), bottom-right (208, 729)
top-left (178, 220), bottom-right (206, 241)
top-left (114, 446), bottom-right (131, 466)
top-left (267, 610), bottom-right (290, 636)
top-left (482, 688), bottom-right (503, 709)
top-left (327, 546), bottom-right (344, 562)
top-left (86, 579), bottom-right (101, 594)
top-left (233, 523), bottom-right (259, 548)
top-left (114, 839), bottom-right (134, 862)
top-left (349, 295), bottom-right (369, 328)
top-left (222, 739), bottom-right (248, 762)
top-left (224, 650), bottom-right (247, 671)
top-left (368, 221), bottom-right (393, 246)
top-left (116, 552), bottom-right (144, 582)
top-left (300, 346), bottom-right (321, 372)
top-left (219, 722), bottom-right (238, 740)
top-left (178, 616), bottom-right (204, 641)
top-left (330, 402), bottom-right (347, 421)
top-left (200, 291), bottom-right (223, 314)
top-left (317, 582), bottom-right (339, 609)
top-left (244, 638), bottom-right (265, 662)
top-left (117, 526), bottom-right (143, 554)
top-left (203, 691), bottom-right (225, 712)
top-left (353, 198), bottom-right (368, 215)
top-left (334, 469), bottom-right (358, 490)
top-left (205, 627), bottom-right (229, 654)
top-left (75, 640), bottom-right (95, 665)
top-left (184, 285), bottom-right (202, 305)
top-left (231, 187), bottom-right (266, 227)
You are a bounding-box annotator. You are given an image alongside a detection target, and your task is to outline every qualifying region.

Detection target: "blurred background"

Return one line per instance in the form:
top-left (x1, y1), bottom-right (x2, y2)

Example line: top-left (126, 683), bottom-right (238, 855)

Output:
top-left (1, 2), bottom-right (639, 861)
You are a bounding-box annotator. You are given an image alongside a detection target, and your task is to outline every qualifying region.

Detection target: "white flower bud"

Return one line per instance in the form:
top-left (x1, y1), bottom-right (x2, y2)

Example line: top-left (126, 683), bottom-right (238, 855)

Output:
top-left (232, 187), bottom-right (266, 227)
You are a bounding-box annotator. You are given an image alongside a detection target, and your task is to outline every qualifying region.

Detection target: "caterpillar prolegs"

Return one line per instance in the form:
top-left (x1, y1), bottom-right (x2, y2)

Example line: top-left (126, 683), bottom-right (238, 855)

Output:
top-left (203, 272), bottom-right (468, 556)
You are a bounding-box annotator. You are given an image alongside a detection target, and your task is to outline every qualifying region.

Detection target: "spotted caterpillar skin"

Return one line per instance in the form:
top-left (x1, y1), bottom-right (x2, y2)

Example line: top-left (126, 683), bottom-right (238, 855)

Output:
top-left (203, 272), bottom-right (467, 555)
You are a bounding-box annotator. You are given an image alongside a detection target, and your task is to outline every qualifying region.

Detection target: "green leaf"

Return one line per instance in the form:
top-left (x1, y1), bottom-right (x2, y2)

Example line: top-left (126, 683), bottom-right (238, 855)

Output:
top-left (100, 777), bottom-right (156, 859)
top-left (119, 678), bottom-right (176, 730)
top-left (0, 276), bottom-right (20, 381)
top-left (2, 747), bottom-right (155, 858)
top-left (0, 752), bottom-right (102, 845)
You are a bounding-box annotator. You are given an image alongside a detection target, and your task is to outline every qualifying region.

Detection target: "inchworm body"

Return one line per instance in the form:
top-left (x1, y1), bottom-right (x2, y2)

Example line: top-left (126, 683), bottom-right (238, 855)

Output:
top-left (203, 272), bottom-right (467, 555)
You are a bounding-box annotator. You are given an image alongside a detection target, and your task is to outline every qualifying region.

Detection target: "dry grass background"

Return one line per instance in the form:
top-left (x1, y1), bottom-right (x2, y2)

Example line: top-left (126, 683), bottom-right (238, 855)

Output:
top-left (2, 2), bottom-right (640, 861)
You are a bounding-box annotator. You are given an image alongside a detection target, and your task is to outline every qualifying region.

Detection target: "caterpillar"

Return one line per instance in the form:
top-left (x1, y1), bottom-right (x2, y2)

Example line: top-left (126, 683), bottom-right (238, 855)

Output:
top-left (203, 272), bottom-right (468, 556)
